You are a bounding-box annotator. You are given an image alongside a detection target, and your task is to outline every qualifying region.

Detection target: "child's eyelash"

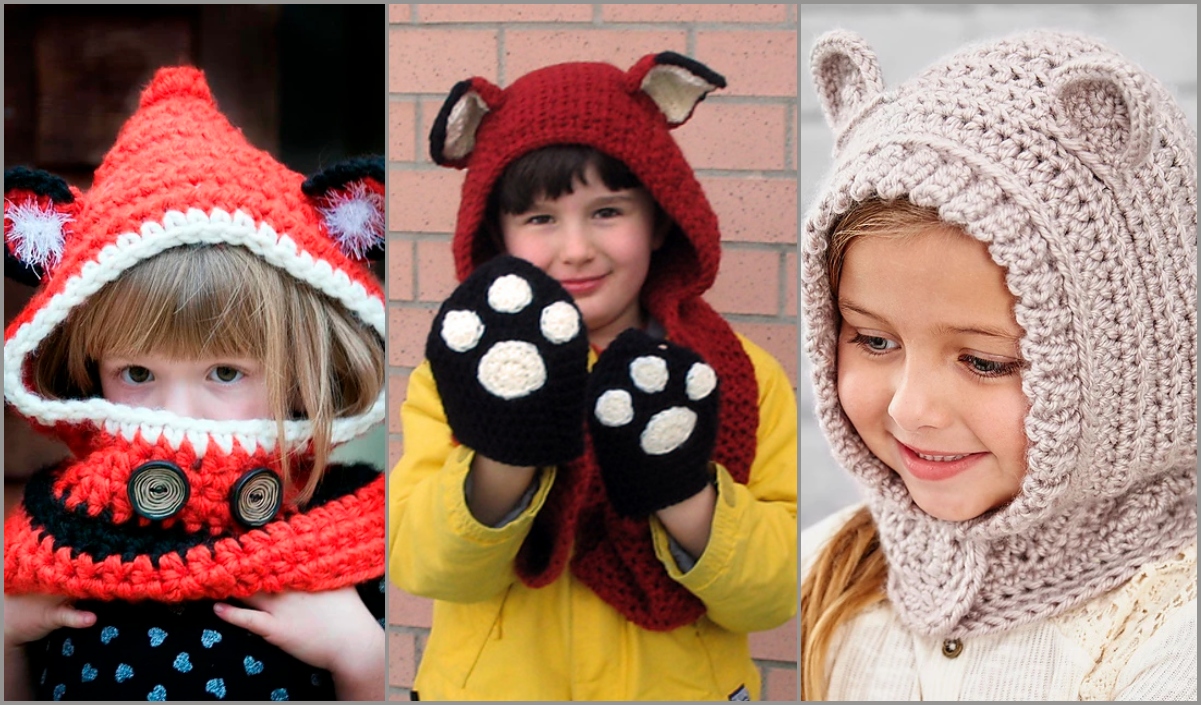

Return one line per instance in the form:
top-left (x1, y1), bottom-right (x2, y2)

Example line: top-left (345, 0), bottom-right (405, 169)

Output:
top-left (848, 332), bottom-right (894, 355)
top-left (958, 355), bottom-right (1025, 379)
top-left (848, 333), bottom-right (1025, 379)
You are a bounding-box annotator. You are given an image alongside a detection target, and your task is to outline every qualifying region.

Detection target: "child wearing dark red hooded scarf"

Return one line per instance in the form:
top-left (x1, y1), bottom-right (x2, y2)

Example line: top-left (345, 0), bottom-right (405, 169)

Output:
top-left (4, 67), bottom-right (387, 701)
top-left (387, 53), bottom-right (798, 700)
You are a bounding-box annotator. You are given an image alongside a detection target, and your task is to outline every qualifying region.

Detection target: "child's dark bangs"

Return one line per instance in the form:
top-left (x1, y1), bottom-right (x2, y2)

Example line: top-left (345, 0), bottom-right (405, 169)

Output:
top-left (494, 145), bottom-right (643, 214)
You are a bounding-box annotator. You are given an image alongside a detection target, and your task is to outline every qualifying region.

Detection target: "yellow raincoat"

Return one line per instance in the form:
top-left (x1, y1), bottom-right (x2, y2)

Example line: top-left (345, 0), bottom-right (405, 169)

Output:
top-left (388, 336), bottom-right (797, 700)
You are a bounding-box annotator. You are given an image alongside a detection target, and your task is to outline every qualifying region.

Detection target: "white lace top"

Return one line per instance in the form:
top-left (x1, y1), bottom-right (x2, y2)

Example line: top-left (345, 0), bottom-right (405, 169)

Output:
top-left (801, 505), bottom-right (1198, 700)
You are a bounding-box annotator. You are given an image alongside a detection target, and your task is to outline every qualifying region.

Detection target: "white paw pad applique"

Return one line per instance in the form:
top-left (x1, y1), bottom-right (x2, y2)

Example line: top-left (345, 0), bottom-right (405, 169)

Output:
top-left (439, 272), bottom-right (581, 400)
top-left (595, 354), bottom-right (717, 456)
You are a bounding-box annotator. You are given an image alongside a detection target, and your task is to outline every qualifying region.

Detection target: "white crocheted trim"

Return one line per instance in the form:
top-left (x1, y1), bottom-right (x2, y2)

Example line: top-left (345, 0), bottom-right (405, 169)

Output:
top-left (1055, 540), bottom-right (1198, 699)
top-left (3, 208), bottom-right (386, 455)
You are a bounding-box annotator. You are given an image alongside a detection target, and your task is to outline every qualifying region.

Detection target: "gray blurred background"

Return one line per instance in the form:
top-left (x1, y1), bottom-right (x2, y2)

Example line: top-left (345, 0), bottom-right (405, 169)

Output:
top-left (799, 3), bottom-right (1198, 529)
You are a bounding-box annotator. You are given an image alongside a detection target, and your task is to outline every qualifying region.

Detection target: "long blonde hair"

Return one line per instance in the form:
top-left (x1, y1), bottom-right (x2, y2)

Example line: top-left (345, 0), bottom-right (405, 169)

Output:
top-left (801, 199), bottom-right (943, 700)
top-left (32, 245), bottom-right (385, 504)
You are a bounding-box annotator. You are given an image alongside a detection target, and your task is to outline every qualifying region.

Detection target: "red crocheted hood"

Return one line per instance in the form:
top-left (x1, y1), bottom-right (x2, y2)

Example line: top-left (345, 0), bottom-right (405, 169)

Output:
top-left (431, 52), bottom-right (726, 306)
top-left (428, 54), bottom-right (762, 631)
top-left (4, 67), bottom-right (386, 458)
top-left (3, 67), bottom-right (387, 601)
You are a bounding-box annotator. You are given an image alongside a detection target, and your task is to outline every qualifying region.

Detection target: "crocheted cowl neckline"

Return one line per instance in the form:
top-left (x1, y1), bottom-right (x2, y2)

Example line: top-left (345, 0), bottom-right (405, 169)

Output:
top-left (3, 67), bottom-right (386, 601)
top-left (802, 30), bottom-right (1197, 638)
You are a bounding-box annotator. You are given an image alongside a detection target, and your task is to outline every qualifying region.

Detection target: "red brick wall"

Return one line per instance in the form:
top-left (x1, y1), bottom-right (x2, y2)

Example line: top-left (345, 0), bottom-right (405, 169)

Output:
top-left (386, 4), bottom-right (797, 700)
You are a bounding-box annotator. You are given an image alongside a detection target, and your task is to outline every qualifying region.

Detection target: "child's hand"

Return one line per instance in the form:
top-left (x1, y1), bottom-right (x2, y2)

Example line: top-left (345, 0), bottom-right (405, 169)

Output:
top-left (426, 255), bottom-right (590, 467)
top-left (586, 329), bottom-right (721, 518)
top-left (213, 588), bottom-right (383, 700)
top-left (3, 593), bottom-right (96, 648)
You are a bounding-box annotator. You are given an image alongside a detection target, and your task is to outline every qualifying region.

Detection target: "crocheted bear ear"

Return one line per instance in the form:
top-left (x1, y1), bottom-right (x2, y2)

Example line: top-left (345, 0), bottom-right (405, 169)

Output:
top-left (1051, 55), bottom-right (1158, 171)
top-left (301, 156), bottom-right (386, 261)
top-left (3, 166), bottom-right (80, 285)
top-left (810, 30), bottom-right (885, 139)
top-left (625, 52), bottom-right (727, 127)
top-left (430, 78), bottom-right (505, 167)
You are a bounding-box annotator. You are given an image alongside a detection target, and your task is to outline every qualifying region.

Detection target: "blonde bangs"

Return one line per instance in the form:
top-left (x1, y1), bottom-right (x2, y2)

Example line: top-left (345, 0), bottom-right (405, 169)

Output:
top-left (78, 246), bottom-right (276, 364)
top-left (827, 198), bottom-right (943, 295)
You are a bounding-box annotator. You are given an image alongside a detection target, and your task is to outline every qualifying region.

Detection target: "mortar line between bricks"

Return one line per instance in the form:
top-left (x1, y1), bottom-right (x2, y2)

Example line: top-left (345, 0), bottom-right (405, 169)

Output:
top-left (786, 102), bottom-right (796, 171)
top-left (726, 313), bottom-right (798, 325)
top-left (388, 301), bottom-right (440, 312)
top-left (391, 21), bottom-right (798, 31)
top-left (721, 241), bottom-right (796, 252)
top-left (695, 168), bottom-right (798, 178)
top-left (777, 249), bottom-right (787, 318)
top-left (387, 232), bottom-right (455, 241)
top-left (592, 4), bottom-right (602, 25)
top-left (414, 96), bottom-right (426, 166)
top-left (497, 25), bottom-right (507, 86)
top-left (408, 239), bottom-right (418, 301)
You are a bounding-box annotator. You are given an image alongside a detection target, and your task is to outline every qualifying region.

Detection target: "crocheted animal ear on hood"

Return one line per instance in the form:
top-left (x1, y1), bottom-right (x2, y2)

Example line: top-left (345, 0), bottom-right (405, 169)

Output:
top-left (802, 30), bottom-right (1196, 638)
top-left (3, 167), bottom-right (81, 286)
top-left (3, 66), bottom-right (386, 455)
top-left (427, 52), bottom-right (726, 304)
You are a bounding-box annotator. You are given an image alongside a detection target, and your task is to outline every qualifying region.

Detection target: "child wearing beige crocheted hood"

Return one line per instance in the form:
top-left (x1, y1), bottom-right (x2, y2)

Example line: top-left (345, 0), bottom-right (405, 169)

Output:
top-left (800, 31), bottom-right (1197, 700)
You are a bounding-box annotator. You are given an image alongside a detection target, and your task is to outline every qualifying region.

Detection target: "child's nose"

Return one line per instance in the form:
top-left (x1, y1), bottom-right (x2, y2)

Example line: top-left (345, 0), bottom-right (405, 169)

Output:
top-left (159, 385), bottom-right (204, 418)
top-left (559, 220), bottom-right (596, 262)
top-left (887, 364), bottom-right (952, 432)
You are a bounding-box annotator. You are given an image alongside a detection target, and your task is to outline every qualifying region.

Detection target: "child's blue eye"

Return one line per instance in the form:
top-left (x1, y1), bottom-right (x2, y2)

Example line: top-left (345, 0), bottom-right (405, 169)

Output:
top-left (525, 214), bottom-right (553, 225)
top-left (122, 366), bottom-right (154, 384)
top-left (849, 333), bottom-right (897, 354)
top-left (594, 207), bottom-right (622, 219)
top-left (210, 366), bottom-right (244, 383)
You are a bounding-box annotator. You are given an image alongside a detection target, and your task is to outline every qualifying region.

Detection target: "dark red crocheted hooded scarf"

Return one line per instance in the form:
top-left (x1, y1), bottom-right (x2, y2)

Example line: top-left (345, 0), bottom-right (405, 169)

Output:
top-left (3, 67), bottom-right (387, 602)
top-left (430, 53), bottom-right (760, 630)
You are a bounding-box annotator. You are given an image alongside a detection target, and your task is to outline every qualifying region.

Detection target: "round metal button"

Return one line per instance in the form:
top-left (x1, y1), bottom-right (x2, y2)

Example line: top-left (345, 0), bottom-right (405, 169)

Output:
top-left (941, 638), bottom-right (963, 659)
top-left (229, 467), bottom-right (283, 528)
top-left (128, 461), bottom-right (190, 520)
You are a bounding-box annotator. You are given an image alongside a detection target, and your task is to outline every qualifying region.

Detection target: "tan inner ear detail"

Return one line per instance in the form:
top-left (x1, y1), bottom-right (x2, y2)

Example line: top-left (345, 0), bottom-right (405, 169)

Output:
top-left (445, 91), bottom-right (491, 161)
top-left (641, 64), bottom-right (715, 125)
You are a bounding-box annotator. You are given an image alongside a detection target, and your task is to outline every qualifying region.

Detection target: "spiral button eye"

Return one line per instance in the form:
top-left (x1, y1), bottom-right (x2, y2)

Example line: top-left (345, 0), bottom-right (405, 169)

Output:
top-left (128, 461), bottom-right (190, 521)
top-left (229, 468), bottom-right (282, 528)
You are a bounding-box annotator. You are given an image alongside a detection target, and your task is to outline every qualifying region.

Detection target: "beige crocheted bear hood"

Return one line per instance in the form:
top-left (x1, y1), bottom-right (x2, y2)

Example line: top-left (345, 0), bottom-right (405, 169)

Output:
top-left (802, 30), bottom-right (1197, 638)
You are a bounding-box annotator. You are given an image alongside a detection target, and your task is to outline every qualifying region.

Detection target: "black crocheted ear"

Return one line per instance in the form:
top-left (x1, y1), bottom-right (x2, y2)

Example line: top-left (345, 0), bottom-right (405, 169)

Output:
top-left (4, 166), bottom-right (77, 285)
top-left (809, 30), bottom-right (885, 137)
top-left (430, 78), bottom-right (502, 167)
top-left (302, 157), bottom-right (386, 261)
top-left (632, 52), bottom-right (726, 127)
top-left (1052, 56), bottom-right (1158, 170)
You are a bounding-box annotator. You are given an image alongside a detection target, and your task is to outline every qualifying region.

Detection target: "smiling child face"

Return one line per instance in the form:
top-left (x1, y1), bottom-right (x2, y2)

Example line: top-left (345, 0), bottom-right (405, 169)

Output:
top-left (835, 225), bottom-right (1030, 521)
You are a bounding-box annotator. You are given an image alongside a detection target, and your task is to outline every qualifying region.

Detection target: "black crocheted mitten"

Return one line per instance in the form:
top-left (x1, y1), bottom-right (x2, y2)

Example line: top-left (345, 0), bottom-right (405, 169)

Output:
top-left (586, 329), bottom-right (721, 518)
top-left (426, 255), bottom-right (589, 467)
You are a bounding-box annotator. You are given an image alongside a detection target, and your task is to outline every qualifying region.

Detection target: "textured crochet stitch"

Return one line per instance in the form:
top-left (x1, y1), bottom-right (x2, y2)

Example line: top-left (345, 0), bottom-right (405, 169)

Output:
top-left (3, 67), bottom-right (387, 601)
top-left (802, 30), bottom-right (1198, 639)
top-left (430, 53), bottom-right (760, 630)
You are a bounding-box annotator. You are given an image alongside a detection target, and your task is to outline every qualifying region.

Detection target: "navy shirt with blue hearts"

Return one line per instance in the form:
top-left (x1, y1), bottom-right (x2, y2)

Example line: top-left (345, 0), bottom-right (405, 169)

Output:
top-left (26, 578), bottom-right (385, 702)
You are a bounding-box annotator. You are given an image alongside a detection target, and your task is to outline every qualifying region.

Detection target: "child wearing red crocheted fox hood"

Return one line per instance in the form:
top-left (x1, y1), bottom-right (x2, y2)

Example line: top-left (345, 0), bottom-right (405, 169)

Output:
top-left (387, 52), bottom-right (797, 700)
top-left (4, 68), bottom-right (386, 701)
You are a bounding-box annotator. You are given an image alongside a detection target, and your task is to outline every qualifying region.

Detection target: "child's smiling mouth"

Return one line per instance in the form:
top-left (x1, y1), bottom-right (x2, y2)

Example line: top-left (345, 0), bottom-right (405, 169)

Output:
top-left (558, 274), bottom-right (607, 295)
top-left (895, 439), bottom-right (987, 481)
